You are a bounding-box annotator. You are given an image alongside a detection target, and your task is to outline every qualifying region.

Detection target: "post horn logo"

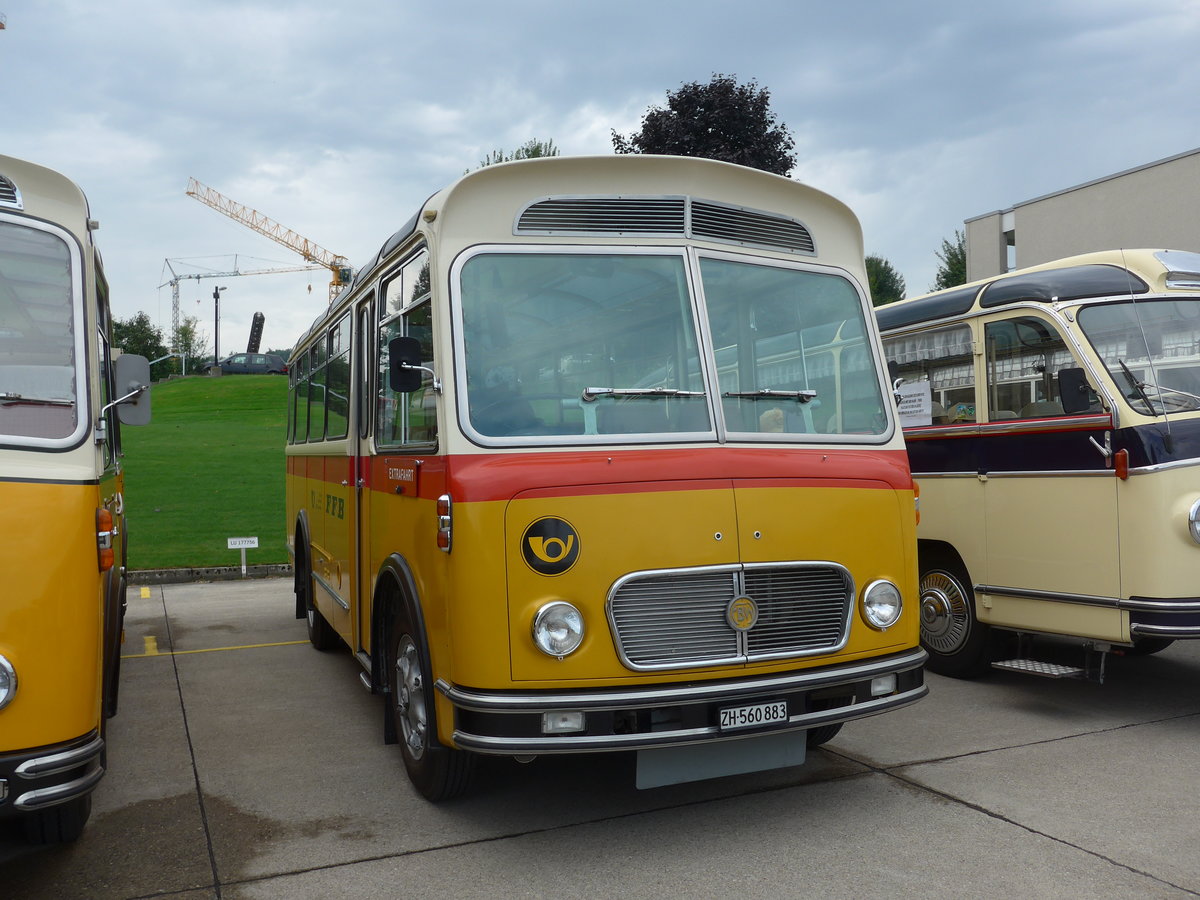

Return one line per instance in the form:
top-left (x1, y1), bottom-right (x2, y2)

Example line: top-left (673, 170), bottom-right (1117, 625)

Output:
top-left (727, 596), bottom-right (759, 632)
top-left (521, 517), bottom-right (580, 576)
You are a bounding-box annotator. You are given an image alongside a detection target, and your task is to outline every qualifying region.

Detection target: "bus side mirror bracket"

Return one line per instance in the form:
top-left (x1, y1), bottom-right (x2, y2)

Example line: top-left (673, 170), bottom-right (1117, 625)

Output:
top-left (1058, 367), bottom-right (1092, 415)
top-left (388, 337), bottom-right (441, 394)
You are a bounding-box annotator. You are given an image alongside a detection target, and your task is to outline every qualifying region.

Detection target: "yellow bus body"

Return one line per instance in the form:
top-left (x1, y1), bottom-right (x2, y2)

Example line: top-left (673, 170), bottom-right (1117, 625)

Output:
top-left (0, 155), bottom-right (150, 841)
top-left (287, 156), bottom-right (925, 798)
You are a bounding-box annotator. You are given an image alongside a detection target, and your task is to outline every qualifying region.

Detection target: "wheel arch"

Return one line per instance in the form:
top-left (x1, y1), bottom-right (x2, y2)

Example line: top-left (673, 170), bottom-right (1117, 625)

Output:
top-left (292, 509), bottom-right (312, 619)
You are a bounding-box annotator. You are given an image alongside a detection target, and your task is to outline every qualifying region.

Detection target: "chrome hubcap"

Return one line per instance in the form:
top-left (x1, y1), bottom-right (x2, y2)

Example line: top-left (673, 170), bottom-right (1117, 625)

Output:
top-left (920, 571), bottom-right (970, 654)
top-left (394, 636), bottom-right (427, 760)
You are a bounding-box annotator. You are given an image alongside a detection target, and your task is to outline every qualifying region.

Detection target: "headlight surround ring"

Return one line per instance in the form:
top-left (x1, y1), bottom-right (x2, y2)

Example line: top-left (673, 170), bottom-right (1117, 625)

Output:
top-left (532, 601), bottom-right (585, 657)
top-left (0, 654), bottom-right (17, 711)
top-left (862, 580), bottom-right (903, 630)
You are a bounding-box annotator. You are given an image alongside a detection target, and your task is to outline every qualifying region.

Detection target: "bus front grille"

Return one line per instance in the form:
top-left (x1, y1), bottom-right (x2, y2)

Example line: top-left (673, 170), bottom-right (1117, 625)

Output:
top-left (607, 563), bottom-right (853, 671)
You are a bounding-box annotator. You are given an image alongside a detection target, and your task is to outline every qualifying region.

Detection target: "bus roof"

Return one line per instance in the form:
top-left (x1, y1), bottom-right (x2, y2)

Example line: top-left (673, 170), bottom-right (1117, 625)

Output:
top-left (876, 249), bottom-right (1200, 333)
top-left (0, 154), bottom-right (93, 244)
top-left (310, 155), bottom-right (865, 334)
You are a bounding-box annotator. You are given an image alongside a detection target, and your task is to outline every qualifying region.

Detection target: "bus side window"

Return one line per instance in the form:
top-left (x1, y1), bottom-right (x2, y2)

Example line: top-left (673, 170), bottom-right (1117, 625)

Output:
top-left (377, 302), bottom-right (436, 448)
top-left (882, 324), bottom-right (975, 426)
top-left (984, 316), bottom-right (1079, 421)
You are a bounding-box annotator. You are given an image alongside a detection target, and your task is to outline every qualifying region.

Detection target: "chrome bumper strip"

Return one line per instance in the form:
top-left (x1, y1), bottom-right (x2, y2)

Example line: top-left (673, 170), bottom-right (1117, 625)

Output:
top-left (450, 685), bottom-right (928, 755)
top-left (436, 647), bottom-right (927, 713)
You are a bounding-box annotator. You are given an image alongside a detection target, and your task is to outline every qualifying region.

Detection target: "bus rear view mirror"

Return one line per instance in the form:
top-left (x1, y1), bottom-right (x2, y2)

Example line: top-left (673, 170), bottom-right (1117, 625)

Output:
top-left (114, 354), bottom-right (152, 426)
top-left (1058, 367), bottom-right (1092, 414)
top-left (388, 336), bottom-right (426, 393)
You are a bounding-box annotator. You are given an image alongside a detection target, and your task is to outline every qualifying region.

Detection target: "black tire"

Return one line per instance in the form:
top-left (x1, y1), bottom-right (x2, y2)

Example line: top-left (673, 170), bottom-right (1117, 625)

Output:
top-left (919, 552), bottom-right (993, 678)
top-left (388, 607), bottom-right (474, 801)
top-left (299, 552), bottom-right (338, 651)
top-left (22, 795), bottom-right (92, 844)
top-left (805, 722), bottom-right (843, 749)
top-left (1124, 638), bottom-right (1176, 656)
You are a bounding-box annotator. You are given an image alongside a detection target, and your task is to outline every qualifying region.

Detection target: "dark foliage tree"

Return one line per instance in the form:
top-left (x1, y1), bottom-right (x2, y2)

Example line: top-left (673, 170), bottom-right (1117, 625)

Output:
top-left (933, 229), bottom-right (968, 291)
top-left (866, 255), bottom-right (906, 307)
top-left (113, 312), bottom-right (171, 378)
top-left (612, 74), bottom-right (796, 176)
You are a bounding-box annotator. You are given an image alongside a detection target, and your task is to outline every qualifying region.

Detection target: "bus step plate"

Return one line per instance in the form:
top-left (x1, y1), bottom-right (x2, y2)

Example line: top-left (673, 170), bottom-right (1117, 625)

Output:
top-left (992, 659), bottom-right (1086, 679)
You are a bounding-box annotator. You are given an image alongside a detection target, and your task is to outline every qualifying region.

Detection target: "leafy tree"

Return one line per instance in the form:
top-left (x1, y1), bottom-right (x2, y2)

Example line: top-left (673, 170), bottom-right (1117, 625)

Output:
top-left (612, 74), bottom-right (796, 176)
top-left (172, 315), bottom-right (211, 375)
top-left (475, 139), bottom-right (559, 170)
top-left (866, 255), bottom-right (906, 307)
top-left (932, 229), bottom-right (967, 291)
top-left (113, 312), bottom-right (171, 379)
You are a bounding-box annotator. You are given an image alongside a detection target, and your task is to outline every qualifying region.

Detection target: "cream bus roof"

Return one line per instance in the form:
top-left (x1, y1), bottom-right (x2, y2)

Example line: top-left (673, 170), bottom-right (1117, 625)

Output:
top-left (876, 249), bottom-right (1200, 334)
top-left (0, 154), bottom-right (93, 243)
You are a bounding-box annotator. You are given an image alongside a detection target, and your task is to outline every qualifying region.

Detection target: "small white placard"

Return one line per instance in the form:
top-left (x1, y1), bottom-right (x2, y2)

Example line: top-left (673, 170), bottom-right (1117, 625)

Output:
top-left (897, 381), bottom-right (933, 428)
top-left (227, 536), bottom-right (259, 549)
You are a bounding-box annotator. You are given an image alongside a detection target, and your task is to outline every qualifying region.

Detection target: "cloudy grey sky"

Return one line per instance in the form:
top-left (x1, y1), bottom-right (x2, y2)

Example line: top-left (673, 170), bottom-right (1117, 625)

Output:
top-left (4, 0), bottom-right (1199, 353)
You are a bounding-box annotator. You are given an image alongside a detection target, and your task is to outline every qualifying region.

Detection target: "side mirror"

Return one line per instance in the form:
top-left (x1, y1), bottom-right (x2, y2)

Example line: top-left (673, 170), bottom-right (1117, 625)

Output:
top-left (388, 336), bottom-right (427, 393)
top-left (1057, 367), bottom-right (1093, 415)
top-left (114, 354), bottom-right (152, 425)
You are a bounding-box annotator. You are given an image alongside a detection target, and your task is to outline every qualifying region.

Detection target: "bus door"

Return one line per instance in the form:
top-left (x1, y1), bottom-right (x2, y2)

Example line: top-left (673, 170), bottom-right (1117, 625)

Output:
top-left (976, 312), bottom-right (1122, 637)
top-left (354, 297), bottom-right (375, 658)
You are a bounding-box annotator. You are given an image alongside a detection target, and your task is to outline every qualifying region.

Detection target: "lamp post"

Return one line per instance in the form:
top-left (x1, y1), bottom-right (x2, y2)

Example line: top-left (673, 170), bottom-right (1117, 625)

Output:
top-left (212, 286), bottom-right (226, 367)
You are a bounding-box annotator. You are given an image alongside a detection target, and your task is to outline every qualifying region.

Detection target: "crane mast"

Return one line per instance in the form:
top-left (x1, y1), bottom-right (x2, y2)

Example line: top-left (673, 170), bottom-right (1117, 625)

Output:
top-left (185, 177), bottom-right (352, 301)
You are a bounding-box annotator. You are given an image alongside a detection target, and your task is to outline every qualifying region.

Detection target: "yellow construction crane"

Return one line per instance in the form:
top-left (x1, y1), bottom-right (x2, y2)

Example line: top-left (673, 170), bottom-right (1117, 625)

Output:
top-left (186, 177), bottom-right (353, 301)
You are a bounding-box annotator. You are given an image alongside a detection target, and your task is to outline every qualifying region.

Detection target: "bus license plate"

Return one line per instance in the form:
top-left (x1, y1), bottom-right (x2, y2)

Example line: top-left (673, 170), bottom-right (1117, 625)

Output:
top-left (719, 700), bottom-right (789, 731)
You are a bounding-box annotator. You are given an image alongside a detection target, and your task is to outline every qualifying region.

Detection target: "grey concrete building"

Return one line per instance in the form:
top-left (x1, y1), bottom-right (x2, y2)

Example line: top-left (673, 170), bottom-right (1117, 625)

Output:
top-left (965, 146), bottom-right (1200, 282)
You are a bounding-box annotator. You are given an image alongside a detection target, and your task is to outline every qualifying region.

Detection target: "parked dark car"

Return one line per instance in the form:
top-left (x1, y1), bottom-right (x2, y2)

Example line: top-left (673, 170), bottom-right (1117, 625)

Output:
top-left (217, 353), bottom-right (288, 375)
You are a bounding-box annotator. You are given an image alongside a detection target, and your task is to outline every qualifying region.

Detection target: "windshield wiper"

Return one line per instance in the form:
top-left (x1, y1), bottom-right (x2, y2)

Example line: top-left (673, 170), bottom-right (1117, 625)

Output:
top-left (722, 388), bottom-right (818, 403)
top-left (1117, 360), bottom-right (1156, 411)
top-left (581, 387), bottom-right (705, 402)
top-left (1, 392), bottom-right (74, 407)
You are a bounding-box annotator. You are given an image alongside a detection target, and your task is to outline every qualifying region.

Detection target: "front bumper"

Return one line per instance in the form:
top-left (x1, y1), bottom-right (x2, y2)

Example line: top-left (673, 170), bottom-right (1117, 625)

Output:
top-left (439, 647), bottom-right (927, 755)
top-left (0, 732), bottom-right (105, 817)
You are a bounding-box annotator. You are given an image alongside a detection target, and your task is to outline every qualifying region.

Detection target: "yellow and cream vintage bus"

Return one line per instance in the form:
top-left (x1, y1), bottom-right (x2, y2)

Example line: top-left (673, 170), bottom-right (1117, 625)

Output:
top-left (0, 155), bottom-right (150, 841)
top-left (879, 249), bottom-right (1200, 680)
top-left (286, 155), bottom-right (925, 800)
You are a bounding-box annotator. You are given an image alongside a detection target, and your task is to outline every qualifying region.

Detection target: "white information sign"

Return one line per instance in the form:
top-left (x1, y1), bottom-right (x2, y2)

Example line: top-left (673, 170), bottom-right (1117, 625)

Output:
top-left (227, 536), bottom-right (259, 575)
top-left (896, 381), bottom-right (933, 428)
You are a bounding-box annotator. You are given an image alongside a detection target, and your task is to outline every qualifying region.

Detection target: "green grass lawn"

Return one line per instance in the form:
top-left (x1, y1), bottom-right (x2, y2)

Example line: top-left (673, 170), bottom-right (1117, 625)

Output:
top-left (121, 375), bottom-right (289, 570)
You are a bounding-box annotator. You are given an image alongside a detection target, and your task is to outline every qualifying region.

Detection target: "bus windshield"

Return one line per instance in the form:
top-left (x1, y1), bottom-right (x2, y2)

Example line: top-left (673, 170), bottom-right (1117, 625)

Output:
top-left (457, 250), bottom-right (883, 441)
top-left (0, 220), bottom-right (79, 441)
top-left (1078, 299), bottom-right (1200, 415)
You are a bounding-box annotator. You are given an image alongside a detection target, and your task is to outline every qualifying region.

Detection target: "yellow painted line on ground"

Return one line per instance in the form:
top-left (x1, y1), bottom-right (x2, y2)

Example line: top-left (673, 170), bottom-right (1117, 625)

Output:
top-left (122, 639), bottom-right (308, 659)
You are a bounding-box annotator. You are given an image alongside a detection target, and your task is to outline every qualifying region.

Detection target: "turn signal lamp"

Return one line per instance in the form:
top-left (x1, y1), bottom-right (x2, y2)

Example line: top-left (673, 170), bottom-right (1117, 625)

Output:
top-left (96, 508), bottom-right (115, 571)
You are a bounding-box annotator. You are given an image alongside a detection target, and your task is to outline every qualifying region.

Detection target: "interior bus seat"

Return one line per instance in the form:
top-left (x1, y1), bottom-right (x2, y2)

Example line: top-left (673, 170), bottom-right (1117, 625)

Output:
top-left (990, 410), bottom-right (1018, 419)
top-left (1019, 399), bottom-right (1065, 418)
top-left (929, 401), bottom-right (948, 425)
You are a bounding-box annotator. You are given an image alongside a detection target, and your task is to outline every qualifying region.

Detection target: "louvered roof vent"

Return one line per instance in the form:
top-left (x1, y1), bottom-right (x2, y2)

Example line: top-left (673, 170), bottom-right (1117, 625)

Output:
top-left (0, 173), bottom-right (23, 210)
top-left (516, 195), bottom-right (815, 255)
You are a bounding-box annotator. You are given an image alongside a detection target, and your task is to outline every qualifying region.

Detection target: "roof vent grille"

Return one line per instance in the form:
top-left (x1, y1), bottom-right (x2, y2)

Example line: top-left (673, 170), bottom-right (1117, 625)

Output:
top-left (515, 195), bottom-right (815, 255)
top-left (0, 174), bottom-right (22, 210)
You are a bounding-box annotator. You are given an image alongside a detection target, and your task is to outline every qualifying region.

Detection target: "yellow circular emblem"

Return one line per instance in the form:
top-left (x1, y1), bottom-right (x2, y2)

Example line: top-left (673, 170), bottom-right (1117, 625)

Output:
top-left (726, 596), bottom-right (758, 632)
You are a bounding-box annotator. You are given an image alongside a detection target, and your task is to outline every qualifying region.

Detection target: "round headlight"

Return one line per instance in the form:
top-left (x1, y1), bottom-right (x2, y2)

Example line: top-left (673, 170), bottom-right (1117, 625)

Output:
top-left (532, 602), bottom-right (585, 657)
top-left (0, 655), bottom-right (16, 711)
top-left (862, 580), bottom-right (903, 630)
top-left (1189, 499), bottom-right (1200, 545)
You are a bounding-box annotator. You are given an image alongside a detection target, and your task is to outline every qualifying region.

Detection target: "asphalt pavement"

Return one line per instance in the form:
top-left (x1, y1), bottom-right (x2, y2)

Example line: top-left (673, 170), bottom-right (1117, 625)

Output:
top-left (3, 577), bottom-right (1199, 899)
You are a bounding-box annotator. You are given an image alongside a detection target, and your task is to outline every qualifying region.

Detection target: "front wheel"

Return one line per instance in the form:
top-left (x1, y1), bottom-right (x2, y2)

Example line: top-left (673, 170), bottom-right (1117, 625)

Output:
top-left (919, 554), bottom-right (993, 678)
top-left (388, 613), bottom-right (475, 801)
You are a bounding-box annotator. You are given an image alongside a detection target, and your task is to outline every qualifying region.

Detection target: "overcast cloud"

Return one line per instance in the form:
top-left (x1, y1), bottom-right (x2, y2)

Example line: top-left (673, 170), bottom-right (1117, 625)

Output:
top-left (4, 0), bottom-right (1199, 353)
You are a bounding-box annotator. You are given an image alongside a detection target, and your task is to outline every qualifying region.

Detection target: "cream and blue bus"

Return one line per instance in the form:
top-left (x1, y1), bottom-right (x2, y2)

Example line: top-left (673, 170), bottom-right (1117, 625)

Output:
top-left (879, 249), bottom-right (1200, 680)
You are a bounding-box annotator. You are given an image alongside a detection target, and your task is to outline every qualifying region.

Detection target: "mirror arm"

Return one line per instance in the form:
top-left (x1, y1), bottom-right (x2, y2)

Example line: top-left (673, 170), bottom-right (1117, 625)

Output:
top-left (400, 362), bottom-right (441, 393)
top-left (100, 383), bottom-right (148, 419)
